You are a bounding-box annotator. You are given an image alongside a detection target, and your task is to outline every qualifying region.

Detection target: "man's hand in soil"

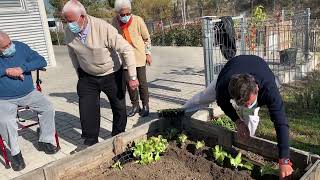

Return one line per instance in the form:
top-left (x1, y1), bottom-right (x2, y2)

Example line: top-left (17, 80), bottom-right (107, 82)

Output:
top-left (279, 162), bottom-right (293, 179)
top-left (235, 119), bottom-right (250, 141)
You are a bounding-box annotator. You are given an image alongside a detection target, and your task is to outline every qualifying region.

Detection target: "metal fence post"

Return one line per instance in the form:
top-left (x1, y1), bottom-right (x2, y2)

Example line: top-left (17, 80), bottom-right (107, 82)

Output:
top-left (202, 17), bottom-right (213, 87)
top-left (304, 8), bottom-right (311, 62)
top-left (240, 16), bottom-right (246, 55)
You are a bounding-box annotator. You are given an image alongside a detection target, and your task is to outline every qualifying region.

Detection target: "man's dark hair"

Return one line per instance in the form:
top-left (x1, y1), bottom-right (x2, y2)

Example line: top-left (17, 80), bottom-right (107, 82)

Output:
top-left (228, 74), bottom-right (258, 105)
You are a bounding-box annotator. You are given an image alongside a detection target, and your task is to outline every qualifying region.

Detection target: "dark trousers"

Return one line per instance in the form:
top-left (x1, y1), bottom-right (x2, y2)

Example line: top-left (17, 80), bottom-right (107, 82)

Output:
top-left (77, 68), bottom-right (127, 138)
top-left (124, 66), bottom-right (149, 106)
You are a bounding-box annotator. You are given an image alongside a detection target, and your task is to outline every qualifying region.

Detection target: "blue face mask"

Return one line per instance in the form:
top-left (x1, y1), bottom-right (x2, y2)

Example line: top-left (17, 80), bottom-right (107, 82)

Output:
top-left (68, 21), bottom-right (81, 33)
top-left (120, 15), bottom-right (131, 23)
top-left (68, 16), bottom-right (82, 33)
top-left (1, 43), bottom-right (16, 57)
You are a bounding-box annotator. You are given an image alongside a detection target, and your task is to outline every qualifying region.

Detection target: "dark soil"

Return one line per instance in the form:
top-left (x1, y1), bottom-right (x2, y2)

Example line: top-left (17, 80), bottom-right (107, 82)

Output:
top-left (96, 142), bottom-right (254, 180)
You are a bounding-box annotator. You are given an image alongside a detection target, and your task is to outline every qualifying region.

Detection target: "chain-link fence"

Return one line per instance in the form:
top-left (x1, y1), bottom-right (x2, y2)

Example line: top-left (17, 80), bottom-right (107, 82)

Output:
top-left (202, 9), bottom-right (320, 155)
top-left (202, 8), bottom-right (320, 86)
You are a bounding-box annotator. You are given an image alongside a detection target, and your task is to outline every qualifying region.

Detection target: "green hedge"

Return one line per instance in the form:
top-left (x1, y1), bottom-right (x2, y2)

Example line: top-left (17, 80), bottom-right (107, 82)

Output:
top-left (151, 22), bottom-right (202, 47)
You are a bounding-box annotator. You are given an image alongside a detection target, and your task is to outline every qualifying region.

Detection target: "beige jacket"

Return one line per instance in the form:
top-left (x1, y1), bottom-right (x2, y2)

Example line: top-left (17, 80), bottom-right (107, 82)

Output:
top-left (112, 15), bottom-right (151, 67)
top-left (65, 15), bottom-right (136, 77)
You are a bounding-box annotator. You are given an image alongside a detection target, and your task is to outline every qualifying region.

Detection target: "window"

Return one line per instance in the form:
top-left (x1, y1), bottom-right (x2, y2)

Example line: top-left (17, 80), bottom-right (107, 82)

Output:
top-left (0, 0), bottom-right (27, 12)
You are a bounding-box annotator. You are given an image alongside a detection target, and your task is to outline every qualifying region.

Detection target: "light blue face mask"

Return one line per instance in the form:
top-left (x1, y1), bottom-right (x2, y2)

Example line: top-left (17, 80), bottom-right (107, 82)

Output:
top-left (120, 15), bottom-right (131, 23)
top-left (68, 16), bottom-right (82, 33)
top-left (1, 43), bottom-right (16, 57)
top-left (68, 21), bottom-right (81, 33)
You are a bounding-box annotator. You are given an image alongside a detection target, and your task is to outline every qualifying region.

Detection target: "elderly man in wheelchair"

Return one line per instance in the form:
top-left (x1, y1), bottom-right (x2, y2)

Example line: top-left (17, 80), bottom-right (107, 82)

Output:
top-left (0, 31), bottom-right (59, 171)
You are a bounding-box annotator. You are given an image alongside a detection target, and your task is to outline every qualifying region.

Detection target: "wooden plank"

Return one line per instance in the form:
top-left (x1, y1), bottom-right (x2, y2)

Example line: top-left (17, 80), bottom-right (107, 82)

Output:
top-left (13, 167), bottom-right (45, 180)
top-left (234, 136), bottom-right (315, 170)
top-left (184, 117), bottom-right (233, 148)
top-left (43, 138), bottom-right (115, 180)
top-left (300, 160), bottom-right (320, 180)
top-left (43, 119), bottom-right (168, 180)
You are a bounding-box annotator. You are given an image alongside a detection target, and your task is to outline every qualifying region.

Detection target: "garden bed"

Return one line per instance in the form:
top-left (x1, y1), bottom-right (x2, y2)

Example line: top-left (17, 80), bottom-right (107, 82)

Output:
top-left (16, 109), bottom-right (320, 180)
top-left (96, 141), bottom-right (254, 180)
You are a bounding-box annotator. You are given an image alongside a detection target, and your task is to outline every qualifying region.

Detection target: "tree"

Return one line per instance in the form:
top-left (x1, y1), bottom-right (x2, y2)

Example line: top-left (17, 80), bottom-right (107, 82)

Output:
top-left (132, 0), bottom-right (152, 20)
top-left (49, 0), bottom-right (114, 19)
top-left (132, 0), bottom-right (172, 21)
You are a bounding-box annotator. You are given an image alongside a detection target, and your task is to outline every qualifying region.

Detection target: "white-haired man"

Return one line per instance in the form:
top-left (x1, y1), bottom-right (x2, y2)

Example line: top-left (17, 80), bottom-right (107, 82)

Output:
top-left (0, 31), bottom-right (58, 171)
top-left (112, 0), bottom-right (152, 118)
top-left (62, 0), bottom-right (139, 146)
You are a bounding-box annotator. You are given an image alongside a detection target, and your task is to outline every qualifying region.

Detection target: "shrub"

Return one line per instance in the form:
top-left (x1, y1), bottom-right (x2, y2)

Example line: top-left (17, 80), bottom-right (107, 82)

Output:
top-left (50, 31), bottom-right (65, 45)
top-left (286, 69), bottom-right (320, 114)
top-left (151, 21), bottom-right (202, 47)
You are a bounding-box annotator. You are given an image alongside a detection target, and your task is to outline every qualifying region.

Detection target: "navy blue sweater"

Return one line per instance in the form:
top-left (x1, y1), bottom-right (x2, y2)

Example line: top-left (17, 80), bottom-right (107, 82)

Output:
top-left (216, 55), bottom-right (289, 158)
top-left (0, 41), bottom-right (47, 99)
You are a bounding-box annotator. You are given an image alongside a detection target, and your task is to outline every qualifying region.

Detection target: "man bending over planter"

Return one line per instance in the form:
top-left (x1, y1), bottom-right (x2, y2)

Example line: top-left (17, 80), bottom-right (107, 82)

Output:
top-left (183, 55), bottom-right (293, 179)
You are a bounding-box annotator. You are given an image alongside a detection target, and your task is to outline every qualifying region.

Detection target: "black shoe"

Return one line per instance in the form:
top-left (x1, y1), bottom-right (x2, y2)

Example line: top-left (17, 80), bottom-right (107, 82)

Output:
top-left (38, 142), bottom-right (59, 154)
top-left (11, 152), bottom-right (26, 171)
top-left (127, 104), bottom-right (141, 117)
top-left (140, 105), bottom-right (149, 117)
top-left (84, 138), bottom-right (98, 146)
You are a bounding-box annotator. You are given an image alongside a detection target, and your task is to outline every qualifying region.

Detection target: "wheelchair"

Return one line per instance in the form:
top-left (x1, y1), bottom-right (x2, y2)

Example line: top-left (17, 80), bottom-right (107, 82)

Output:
top-left (0, 68), bottom-right (60, 168)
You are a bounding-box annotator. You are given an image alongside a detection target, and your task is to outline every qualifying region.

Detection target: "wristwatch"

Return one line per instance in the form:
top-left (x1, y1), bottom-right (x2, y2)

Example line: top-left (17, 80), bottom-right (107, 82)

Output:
top-left (279, 158), bottom-right (292, 166)
top-left (129, 76), bottom-right (137, 81)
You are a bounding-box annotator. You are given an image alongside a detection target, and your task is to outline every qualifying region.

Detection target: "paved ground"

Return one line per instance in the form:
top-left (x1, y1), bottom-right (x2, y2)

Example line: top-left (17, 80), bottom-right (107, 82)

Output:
top-left (0, 46), bottom-right (205, 179)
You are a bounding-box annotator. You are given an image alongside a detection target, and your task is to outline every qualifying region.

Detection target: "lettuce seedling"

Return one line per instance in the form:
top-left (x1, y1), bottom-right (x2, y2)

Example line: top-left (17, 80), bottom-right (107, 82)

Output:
top-left (242, 161), bottom-right (254, 171)
top-left (132, 135), bottom-right (168, 165)
top-left (177, 134), bottom-right (187, 143)
top-left (195, 140), bottom-right (205, 150)
top-left (111, 161), bottom-right (123, 170)
top-left (230, 152), bottom-right (243, 168)
top-left (165, 128), bottom-right (179, 140)
top-left (212, 145), bottom-right (228, 165)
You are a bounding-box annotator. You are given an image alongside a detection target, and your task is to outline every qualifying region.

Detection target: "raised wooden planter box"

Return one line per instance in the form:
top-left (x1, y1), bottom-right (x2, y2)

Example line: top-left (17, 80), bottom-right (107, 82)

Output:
top-left (15, 109), bottom-right (320, 180)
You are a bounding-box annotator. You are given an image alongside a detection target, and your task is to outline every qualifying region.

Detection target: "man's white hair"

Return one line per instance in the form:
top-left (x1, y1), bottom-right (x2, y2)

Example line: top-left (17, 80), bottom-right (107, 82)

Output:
top-left (114, 0), bottom-right (131, 13)
top-left (62, 0), bottom-right (86, 17)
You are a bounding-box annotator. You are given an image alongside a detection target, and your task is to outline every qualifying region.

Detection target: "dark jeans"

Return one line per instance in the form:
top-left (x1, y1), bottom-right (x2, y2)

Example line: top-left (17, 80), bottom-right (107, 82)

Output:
top-left (124, 66), bottom-right (149, 106)
top-left (77, 68), bottom-right (127, 138)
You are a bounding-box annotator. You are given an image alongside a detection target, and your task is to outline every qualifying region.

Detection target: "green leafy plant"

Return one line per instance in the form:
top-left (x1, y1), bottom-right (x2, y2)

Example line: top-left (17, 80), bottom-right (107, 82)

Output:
top-left (165, 128), bottom-right (179, 140)
top-left (242, 161), bottom-right (254, 171)
top-left (211, 116), bottom-right (236, 131)
top-left (151, 22), bottom-right (202, 47)
top-left (260, 163), bottom-right (280, 176)
top-left (111, 161), bottom-right (123, 170)
top-left (177, 133), bottom-right (188, 144)
top-left (229, 152), bottom-right (243, 168)
top-left (252, 5), bottom-right (267, 26)
top-left (212, 145), bottom-right (228, 165)
top-left (227, 152), bottom-right (254, 171)
top-left (195, 140), bottom-right (205, 150)
top-left (132, 135), bottom-right (168, 165)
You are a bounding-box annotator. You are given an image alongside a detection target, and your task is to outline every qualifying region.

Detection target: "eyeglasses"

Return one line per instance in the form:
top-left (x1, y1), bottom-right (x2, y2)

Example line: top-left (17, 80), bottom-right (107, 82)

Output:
top-left (119, 13), bottom-right (131, 17)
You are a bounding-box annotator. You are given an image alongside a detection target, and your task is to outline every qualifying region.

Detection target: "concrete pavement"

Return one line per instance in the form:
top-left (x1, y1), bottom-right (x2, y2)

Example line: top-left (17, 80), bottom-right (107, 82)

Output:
top-left (0, 46), bottom-right (205, 179)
